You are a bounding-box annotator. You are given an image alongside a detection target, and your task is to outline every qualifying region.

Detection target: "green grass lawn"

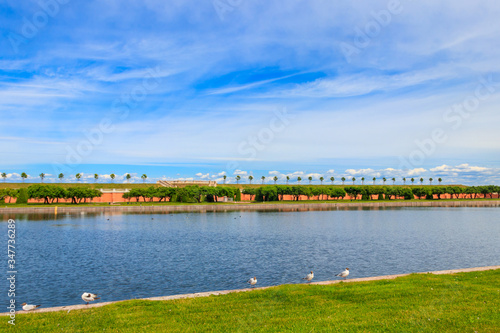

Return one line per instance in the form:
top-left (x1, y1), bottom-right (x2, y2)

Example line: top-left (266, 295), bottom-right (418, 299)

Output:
top-left (8, 270), bottom-right (499, 332)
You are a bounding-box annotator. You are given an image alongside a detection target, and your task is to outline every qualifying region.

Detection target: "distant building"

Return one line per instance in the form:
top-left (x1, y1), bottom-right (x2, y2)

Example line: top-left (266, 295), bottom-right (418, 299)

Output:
top-left (157, 180), bottom-right (217, 187)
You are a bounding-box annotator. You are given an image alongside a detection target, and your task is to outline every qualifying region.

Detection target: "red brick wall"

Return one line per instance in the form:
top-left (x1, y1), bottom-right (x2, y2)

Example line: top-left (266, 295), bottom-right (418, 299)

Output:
top-left (2, 191), bottom-right (495, 204)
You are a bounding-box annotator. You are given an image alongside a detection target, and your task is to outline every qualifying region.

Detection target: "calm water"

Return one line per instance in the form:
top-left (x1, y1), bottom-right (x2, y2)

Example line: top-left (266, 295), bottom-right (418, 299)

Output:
top-left (2, 207), bottom-right (499, 309)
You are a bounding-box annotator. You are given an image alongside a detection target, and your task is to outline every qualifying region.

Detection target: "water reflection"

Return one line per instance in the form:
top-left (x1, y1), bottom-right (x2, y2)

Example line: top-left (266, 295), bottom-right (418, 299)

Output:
top-left (2, 207), bottom-right (499, 309)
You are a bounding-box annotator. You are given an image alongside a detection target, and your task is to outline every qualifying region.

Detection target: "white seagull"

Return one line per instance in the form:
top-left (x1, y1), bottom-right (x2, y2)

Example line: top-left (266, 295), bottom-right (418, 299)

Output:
top-left (247, 277), bottom-right (257, 287)
top-left (336, 268), bottom-right (350, 280)
top-left (22, 303), bottom-right (41, 311)
top-left (81, 292), bottom-right (100, 305)
top-left (303, 271), bottom-right (314, 282)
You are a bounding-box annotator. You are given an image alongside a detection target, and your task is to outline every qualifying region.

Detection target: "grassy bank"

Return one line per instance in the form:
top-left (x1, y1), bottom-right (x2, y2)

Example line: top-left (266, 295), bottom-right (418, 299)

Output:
top-left (9, 269), bottom-right (500, 332)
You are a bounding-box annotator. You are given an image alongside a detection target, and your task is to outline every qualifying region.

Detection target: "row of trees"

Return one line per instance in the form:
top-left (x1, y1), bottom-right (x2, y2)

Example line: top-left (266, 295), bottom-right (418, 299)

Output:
top-left (2, 173), bottom-right (442, 185)
top-left (0, 185), bottom-right (102, 204)
top-left (0, 173), bottom-right (149, 183)
top-left (225, 175), bottom-right (445, 185)
top-left (242, 185), bottom-right (500, 202)
top-left (123, 186), bottom-right (239, 203)
top-left (0, 185), bottom-right (239, 204)
top-left (2, 184), bottom-right (498, 205)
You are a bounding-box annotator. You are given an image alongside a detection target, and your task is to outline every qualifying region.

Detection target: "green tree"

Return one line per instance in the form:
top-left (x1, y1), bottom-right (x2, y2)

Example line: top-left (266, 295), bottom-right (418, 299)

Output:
top-left (256, 186), bottom-right (279, 202)
top-left (329, 187), bottom-right (346, 200)
top-left (156, 187), bottom-right (176, 202)
top-left (429, 178), bottom-right (433, 185)
top-left (330, 176), bottom-right (334, 184)
top-left (438, 178), bottom-right (442, 185)
top-left (319, 176), bottom-right (324, 185)
top-left (141, 174), bottom-right (147, 183)
top-left (110, 174), bottom-right (116, 182)
top-left (308, 176), bottom-right (313, 184)
top-left (312, 186), bottom-right (323, 200)
top-left (402, 177), bottom-right (406, 185)
top-left (17, 188), bottom-right (28, 204)
top-left (401, 187), bottom-right (414, 200)
top-left (361, 177), bottom-right (365, 185)
top-left (21, 172), bottom-right (28, 182)
top-left (391, 177), bottom-right (396, 185)
top-left (372, 177), bottom-right (376, 185)
top-left (464, 186), bottom-right (476, 199)
top-left (344, 186), bottom-right (362, 200)
top-left (75, 173), bottom-right (82, 181)
top-left (352, 177), bottom-right (356, 185)
top-left (383, 177), bottom-right (387, 185)
top-left (411, 178), bottom-right (415, 185)
top-left (378, 190), bottom-right (385, 200)
top-left (66, 187), bottom-right (101, 204)
top-left (58, 173), bottom-right (64, 182)
top-left (7, 189), bottom-right (18, 203)
top-left (274, 176), bottom-right (278, 184)
top-left (301, 186), bottom-right (313, 200)
top-left (0, 189), bottom-right (7, 202)
top-left (234, 188), bottom-right (241, 201)
top-left (286, 176), bottom-right (290, 184)
top-left (94, 174), bottom-right (99, 182)
top-left (39, 173), bottom-right (45, 183)
top-left (28, 184), bottom-right (58, 204)
top-left (385, 186), bottom-right (401, 200)
top-left (261, 176), bottom-right (266, 184)
top-left (223, 175), bottom-right (227, 184)
top-left (236, 175), bottom-right (241, 184)
top-left (126, 174), bottom-right (131, 182)
top-left (297, 177), bottom-right (302, 184)
top-left (420, 178), bottom-right (424, 185)
top-left (412, 187), bottom-right (429, 200)
top-left (2, 172), bottom-right (7, 182)
top-left (248, 175), bottom-right (253, 184)
top-left (433, 186), bottom-right (446, 200)
top-left (341, 177), bottom-right (346, 185)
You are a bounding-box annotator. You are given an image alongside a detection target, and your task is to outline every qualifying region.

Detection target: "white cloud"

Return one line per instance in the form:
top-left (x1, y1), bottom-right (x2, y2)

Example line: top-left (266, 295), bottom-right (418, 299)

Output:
top-left (233, 170), bottom-right (248, 176)
top-left (430, 164), bottom-right (491, 173)
top-left (407, 168), bottom-right (427, 176)
top-left (345, 168), bottom-right (375, 176)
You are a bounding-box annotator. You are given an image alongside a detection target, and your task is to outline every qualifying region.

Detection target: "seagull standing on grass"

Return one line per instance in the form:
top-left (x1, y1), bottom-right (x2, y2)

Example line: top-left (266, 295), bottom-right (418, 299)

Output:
top-left (81, 292), bottom-right (100, 305)
top-left (22, 303), bottom-right (41, 311)
top-left (303, 271), bottom-right (314, 282)
top-left (336, 268), bottom-right (350, 280)
top-left (248, 277), bottom-right (257, 287)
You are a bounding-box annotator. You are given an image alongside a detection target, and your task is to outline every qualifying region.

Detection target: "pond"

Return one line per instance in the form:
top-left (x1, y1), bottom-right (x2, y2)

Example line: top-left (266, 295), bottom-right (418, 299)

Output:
top-left (2, 207), bottom-right (499, 309)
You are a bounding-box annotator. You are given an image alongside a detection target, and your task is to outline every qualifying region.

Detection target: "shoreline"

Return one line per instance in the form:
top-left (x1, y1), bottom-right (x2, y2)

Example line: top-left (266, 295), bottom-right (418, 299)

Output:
top-left (1, 199), bottom-right (500, 214)
top-left (4, 265), bottom-right (498, 316)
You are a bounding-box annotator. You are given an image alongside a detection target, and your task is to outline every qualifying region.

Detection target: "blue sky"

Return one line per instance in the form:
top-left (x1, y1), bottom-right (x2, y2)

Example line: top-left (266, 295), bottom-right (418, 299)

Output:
top-left (1, 0), bottom-right (499, 185)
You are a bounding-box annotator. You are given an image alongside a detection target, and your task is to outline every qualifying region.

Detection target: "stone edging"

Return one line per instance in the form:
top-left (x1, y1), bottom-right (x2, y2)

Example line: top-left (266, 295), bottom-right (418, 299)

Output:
top-left (1, 200), bottom-right (500, 214)
top-left (3, 265), bottom-right (498, 316)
